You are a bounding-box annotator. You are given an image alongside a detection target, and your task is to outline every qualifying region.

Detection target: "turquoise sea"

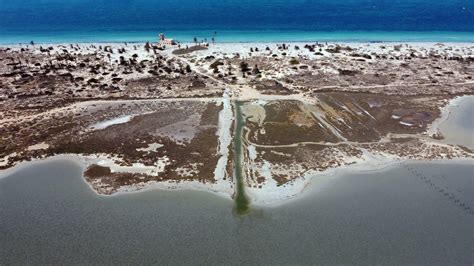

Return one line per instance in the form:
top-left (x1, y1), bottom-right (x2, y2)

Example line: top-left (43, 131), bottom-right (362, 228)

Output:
top-left (1, 0), bottom-right (473, 44)
top-left (2, 30), bottom-right (474, 44)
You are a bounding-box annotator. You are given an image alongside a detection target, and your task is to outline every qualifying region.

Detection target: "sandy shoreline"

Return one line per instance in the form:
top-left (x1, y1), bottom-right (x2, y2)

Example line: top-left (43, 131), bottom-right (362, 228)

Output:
top-left (0, 153), bottom-right (473, 207)
top-left (246, 149), bottom-right (474, 207)
top-left (426, 95), bottom-right (472, 132)
top-left (0, 153), bottom-right (235, 200)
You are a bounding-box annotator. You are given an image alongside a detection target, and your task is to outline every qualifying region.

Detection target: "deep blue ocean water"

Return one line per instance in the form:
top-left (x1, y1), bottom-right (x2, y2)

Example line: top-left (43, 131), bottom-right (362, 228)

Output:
top-left (1, 0), bottom-right (474, 43)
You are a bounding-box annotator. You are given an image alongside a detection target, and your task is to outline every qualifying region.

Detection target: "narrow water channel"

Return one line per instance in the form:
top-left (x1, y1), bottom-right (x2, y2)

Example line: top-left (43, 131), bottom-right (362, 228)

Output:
top-left (233, 101), bottom-right (250, 214)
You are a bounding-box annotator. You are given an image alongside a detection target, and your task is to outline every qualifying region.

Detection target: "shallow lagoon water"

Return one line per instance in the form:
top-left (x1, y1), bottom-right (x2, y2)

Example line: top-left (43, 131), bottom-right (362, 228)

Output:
top-left (439, 96), bottom-right (474, 149)
top-left (1, 159), bottom-right (472, 264)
